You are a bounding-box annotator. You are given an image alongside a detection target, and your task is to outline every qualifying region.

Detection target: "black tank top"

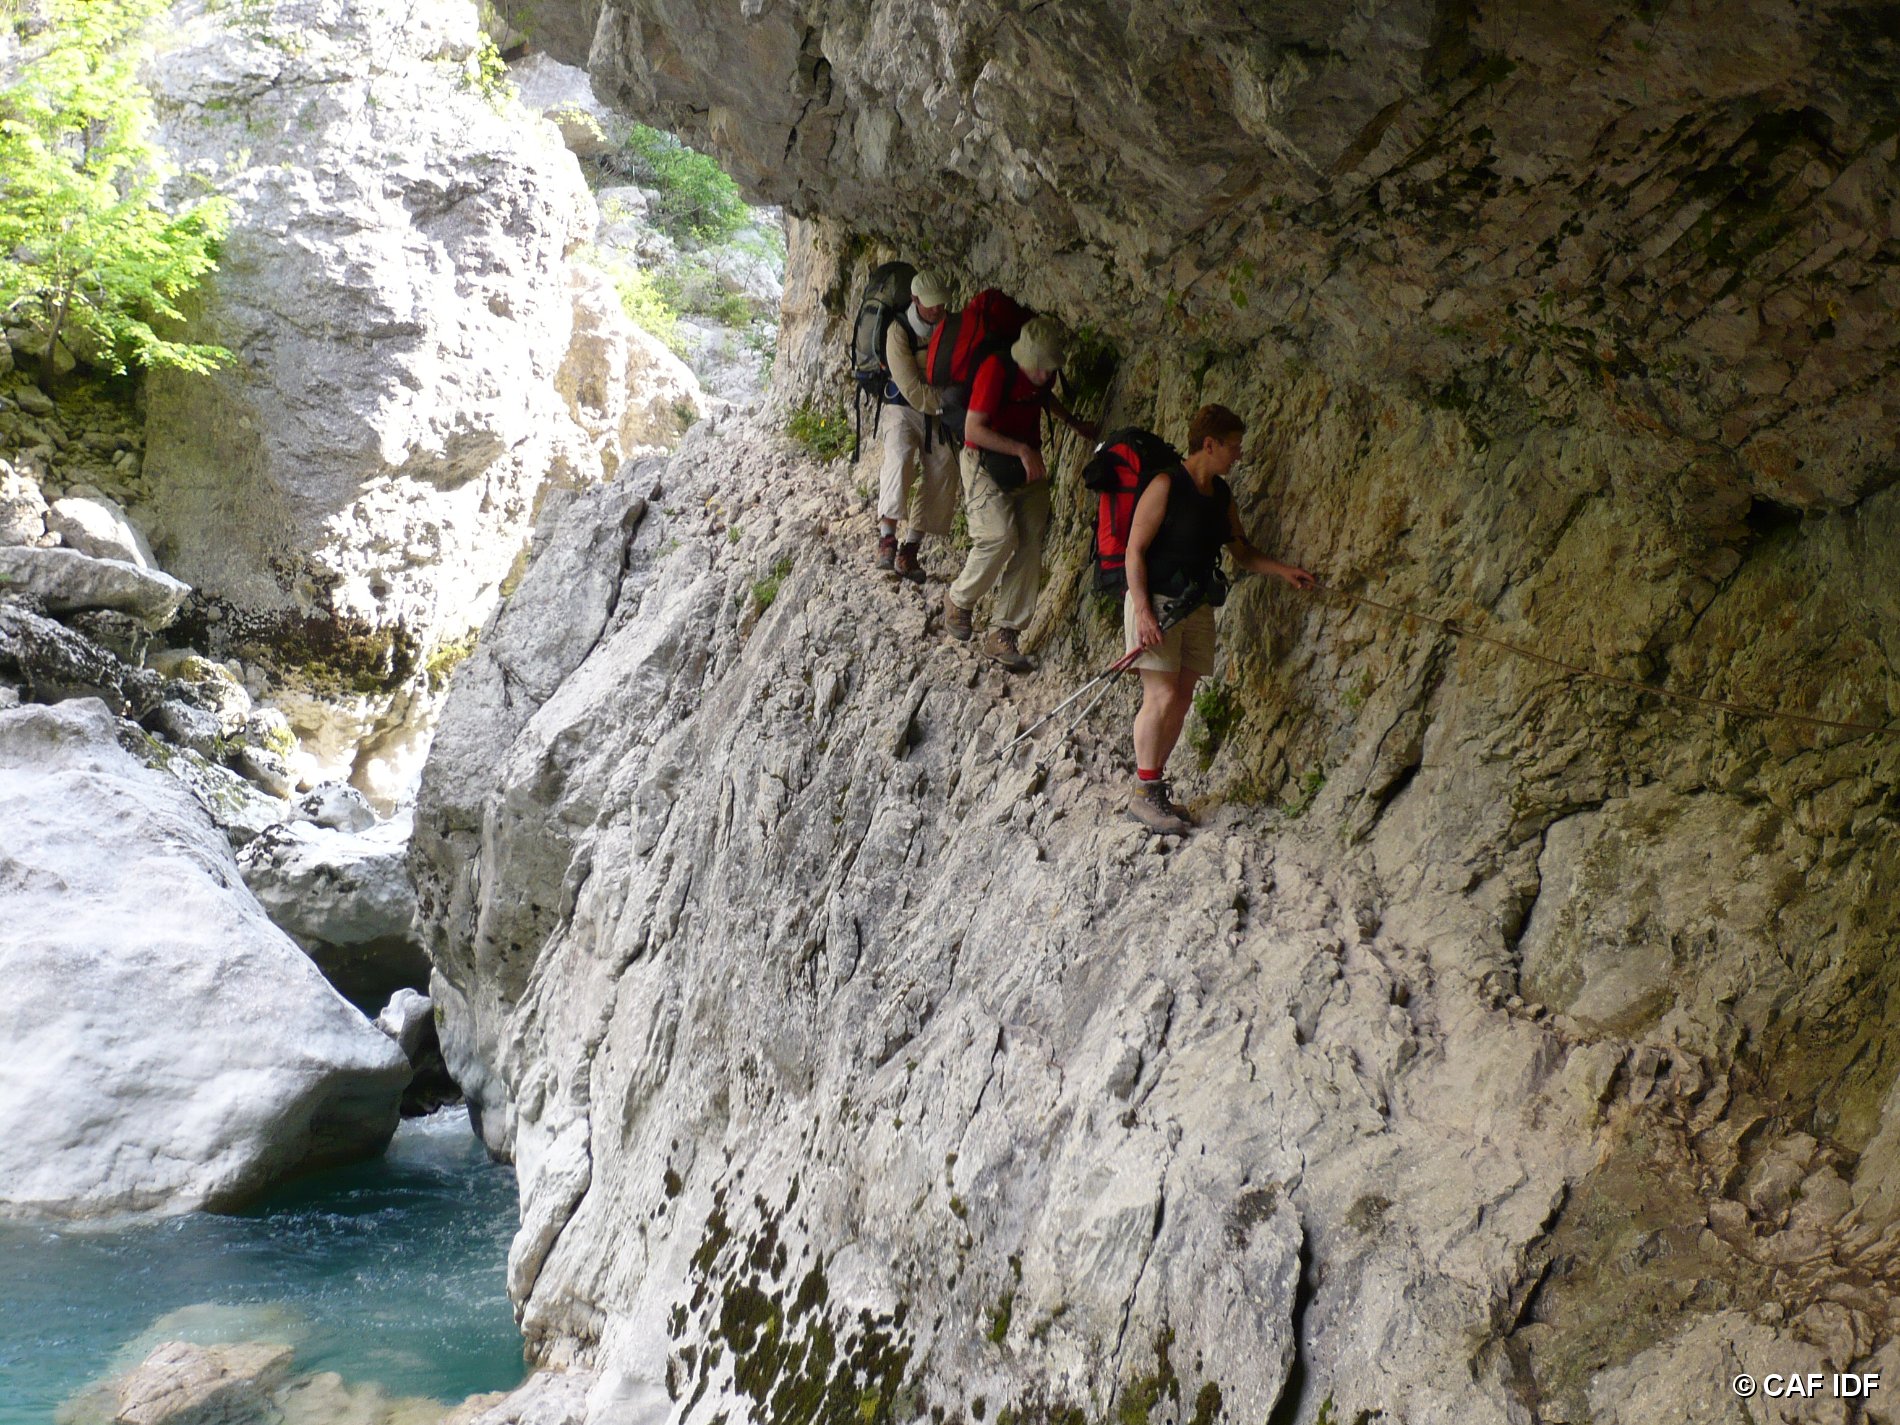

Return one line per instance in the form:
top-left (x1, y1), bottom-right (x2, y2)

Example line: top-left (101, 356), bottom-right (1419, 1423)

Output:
top-left (1146, 474), bottom-right (1232, 597)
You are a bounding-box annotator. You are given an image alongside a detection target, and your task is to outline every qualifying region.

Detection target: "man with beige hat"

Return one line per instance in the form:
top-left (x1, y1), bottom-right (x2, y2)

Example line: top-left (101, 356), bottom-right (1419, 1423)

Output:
top-left (875, 269), bottom-right (956, 583)
top-left (944, 314), bottom-right (1096, 671)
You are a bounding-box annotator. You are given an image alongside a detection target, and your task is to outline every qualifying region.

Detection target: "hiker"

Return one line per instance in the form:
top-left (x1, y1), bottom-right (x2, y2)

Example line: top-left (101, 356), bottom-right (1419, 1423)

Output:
top-left (943, 315), bottom-right (1096, 671)
top-left (1122, 403), bottom-right (1315, 834)
top-left (874, 269), bottom-right (956, 582)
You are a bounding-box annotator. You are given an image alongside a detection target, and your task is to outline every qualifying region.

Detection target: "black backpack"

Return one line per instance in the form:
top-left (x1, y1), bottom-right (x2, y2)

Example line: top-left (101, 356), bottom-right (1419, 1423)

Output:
top-left (849, 260), bottom-right (916, 461)
top-left (1081, 428), bottom-right (1186, 592)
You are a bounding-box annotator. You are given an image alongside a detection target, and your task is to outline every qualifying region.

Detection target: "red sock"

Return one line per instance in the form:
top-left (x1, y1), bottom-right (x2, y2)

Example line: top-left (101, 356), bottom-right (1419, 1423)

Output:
top-left (1137, 767), bottom-right (1161, 782)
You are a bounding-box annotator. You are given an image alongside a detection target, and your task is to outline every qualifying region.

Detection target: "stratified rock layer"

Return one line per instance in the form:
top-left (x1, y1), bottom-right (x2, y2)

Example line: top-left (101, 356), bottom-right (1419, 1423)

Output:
top-left (572, 0), bottom-right (1898, 508)
top-left (0, 699), bottom-right (408, 1219)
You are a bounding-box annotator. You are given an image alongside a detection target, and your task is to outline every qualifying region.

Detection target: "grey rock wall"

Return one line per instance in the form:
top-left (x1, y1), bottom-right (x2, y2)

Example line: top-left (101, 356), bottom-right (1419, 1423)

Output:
top-left (413, 3), bottom-right (1900, 1421)
top-left (412, 406), bottom-right (1900, 1421)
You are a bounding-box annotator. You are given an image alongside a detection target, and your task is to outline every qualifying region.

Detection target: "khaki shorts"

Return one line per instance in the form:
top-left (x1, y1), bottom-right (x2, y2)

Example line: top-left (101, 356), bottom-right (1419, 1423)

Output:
top-left (1123, 594), bottom-right (1216, 676)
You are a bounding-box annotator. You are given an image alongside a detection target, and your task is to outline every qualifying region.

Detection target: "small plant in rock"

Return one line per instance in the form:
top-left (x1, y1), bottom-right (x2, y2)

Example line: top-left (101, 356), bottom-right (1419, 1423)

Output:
top-left (1282, 766), bottom-right (1325, 818)
top-left (751, 555), bottom-right (792, 612)
top-left (580, 247), bottom-right (683, 354)
top-left (1341, 669), bottom-right (1374, 712)
top-left (0, 0), bottom-right (234, 388)
top-left (460, 31), bottom-right (515, 108)
top-left (744, 321), bottom-right (778, 387)
top-left (786, 402), bottom-right (851, 462)
top-left (985, 1291), bottom-right (1014, 1345)
top-left (1187, 679), bottom-right (1239, 769)
top-left (1062, 323), bottom-right (1120, 415)
top-left (423, 629), bottom-right (479, 693)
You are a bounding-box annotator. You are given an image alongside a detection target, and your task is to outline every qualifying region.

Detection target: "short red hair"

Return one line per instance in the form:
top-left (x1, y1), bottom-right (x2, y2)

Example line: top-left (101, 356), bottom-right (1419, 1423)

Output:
top-left (1187, 404), bottom-right (1246, 455)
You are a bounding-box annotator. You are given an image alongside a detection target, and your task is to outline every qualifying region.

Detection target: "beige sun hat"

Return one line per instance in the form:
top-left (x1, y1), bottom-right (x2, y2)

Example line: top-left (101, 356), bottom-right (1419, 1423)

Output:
top-left (1010, 315), bottom-right (1067, 373)
top-left (910, 268), bottom-right (949, 308)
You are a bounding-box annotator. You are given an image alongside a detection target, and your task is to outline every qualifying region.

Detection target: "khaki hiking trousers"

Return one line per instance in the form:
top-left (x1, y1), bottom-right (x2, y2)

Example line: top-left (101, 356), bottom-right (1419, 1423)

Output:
top-left (876, 405), bottom-right (957, 539)
top-left (949, 447), bottom-right (1051, 631)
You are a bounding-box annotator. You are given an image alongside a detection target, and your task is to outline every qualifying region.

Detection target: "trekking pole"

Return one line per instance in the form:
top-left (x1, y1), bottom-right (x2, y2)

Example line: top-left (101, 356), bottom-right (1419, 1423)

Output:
top-left (997, 600), bottom-right (1194, 763)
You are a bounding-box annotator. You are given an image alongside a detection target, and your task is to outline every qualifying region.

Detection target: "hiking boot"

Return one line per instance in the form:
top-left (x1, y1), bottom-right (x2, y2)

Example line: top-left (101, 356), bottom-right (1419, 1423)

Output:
top-left (894, 541), bottom-right (925, 584)
top-left (982, 626), bottom-right (1033, 673)
top-left (943, 591), bottom-right (974, 641)
top-left (875, 533), bottom-right (897, 572)
top-left (1127, 779), bottom-right (1192, 835)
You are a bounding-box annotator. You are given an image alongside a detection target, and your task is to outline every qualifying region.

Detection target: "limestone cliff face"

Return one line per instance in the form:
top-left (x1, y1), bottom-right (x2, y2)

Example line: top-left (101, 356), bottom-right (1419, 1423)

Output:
top-left (414, 4), bottom-right (1900, 1422)
top-left (138, 0), bottom-right (704, 800)
top-left (569, 0), bottom-right (1898, 506)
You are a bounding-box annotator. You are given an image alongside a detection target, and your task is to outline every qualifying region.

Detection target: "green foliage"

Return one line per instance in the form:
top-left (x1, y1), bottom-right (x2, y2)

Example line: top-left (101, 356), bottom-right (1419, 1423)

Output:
top-left (619, 124), bottom-right (747, 245)
top-left (1227, 258), bottom-right (1256, 311)
top-left (985, 1291), bottom-right (1013, 1345)
top-left (1187, 1381), bottom-right (1223, 1425)
top-left (1117, 1329), bottom-right (1179, 1425)
top-left (1283, 766), bottom-right (1326, 818)
top-left (786, 402), bottom-right (851, 462)
top-left (652, 251), bottom-right (764, 326)
top-left (460, 31), bottom-right (515, 109)
top-left (0, 0), bottom-right (234, 385)
top-left (1187, 679), bottom-right (1240, 769)
top-left (599, 253), bottom-right (682, 353)
top-left (1341, 669), bottom-right (1374, 711)
top-left (751, 555), bottom-right (793, 612)
top-left (424, 629), bottom-right (479, 692)
top-left (1062, 322), bottom-right (1119, 413)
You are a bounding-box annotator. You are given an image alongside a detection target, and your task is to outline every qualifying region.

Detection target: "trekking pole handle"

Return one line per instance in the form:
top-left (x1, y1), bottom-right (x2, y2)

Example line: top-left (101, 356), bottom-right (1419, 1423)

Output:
top-left (998, 595), bottom-right (1199, 762)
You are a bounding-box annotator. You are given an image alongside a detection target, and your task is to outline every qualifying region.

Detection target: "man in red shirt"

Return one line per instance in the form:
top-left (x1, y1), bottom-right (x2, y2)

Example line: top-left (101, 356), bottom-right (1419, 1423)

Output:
top-left (944, 316), bottom-right (1095, 671)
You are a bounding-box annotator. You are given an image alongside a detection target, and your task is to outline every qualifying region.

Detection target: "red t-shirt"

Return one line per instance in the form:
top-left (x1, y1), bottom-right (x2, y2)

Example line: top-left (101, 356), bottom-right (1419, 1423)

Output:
top-left (965, 354), bottom-right (1049, 450)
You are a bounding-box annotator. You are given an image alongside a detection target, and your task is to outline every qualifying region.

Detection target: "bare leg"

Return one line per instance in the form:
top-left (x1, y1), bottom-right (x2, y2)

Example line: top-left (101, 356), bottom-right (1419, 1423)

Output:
top-left (1134, 668), bottom-right (1199, 772)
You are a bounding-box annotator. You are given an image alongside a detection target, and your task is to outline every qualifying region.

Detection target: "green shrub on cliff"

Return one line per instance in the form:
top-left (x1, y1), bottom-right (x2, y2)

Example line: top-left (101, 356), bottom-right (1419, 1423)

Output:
top-left (0, 0), bottom-right (233, 386)
top-left (786, 402), bottom-right (851, 462)
top-left (619, 124), bottom-right (747, 246)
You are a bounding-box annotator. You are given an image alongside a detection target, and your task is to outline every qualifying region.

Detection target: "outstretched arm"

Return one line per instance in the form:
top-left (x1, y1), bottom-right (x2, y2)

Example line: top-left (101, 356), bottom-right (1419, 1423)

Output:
top-left (1227, 502), bottom-right (1316, 588)
top-left (1046, 388), bottom-right (1099, 443)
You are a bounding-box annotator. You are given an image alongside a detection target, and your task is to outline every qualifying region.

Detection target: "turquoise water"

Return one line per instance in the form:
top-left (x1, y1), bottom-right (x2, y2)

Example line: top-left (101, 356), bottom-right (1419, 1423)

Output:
top-left (0, 1109), bottom-right (525, 1424)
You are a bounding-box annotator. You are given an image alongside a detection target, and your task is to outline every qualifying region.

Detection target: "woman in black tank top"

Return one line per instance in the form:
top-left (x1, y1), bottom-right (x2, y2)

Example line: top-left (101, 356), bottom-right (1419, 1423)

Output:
top-left (1120, 405), bottom-right (1317, 836)
top-left (1144, 475), bottom-right (1233, 599)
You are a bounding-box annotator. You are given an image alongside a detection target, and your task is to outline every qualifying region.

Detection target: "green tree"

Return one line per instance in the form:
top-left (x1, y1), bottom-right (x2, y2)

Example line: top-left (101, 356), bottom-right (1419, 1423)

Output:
top-left (0, 0), bottom-right (232, 388)
top-left (620, 124), bottom-right (748, 246)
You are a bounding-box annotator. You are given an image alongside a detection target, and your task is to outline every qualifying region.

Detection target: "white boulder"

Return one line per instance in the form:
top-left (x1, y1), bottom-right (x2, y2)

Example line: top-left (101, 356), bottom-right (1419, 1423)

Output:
top-left (47, 493), bottom-right (156, 568)
top-left (294, 780), bottom-right (377, 833)
top-left (511, 52), bottom-right (624, 160)
top-left (0, 546), bottom-right (189, 628)
top-left (109, 1341), bottom-right (296, 1425)
top-left (237, 811), bottom-right (426, 1010)
top-left (375, 987), bottom-right (435, 1062)
top-left (558, 265), bottom-right (706, 477)
top-left (139, 0), bottom-right (602, 664)
top-left (0, 699), bottom-right (409, 1218)
top-left (0, 461), bottom-right (48, 546)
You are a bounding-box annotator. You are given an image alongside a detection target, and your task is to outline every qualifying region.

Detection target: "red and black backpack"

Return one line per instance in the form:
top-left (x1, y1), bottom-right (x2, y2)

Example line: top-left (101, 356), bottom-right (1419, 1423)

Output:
top-left (1081, 427), bottom-right (1186, 593)
top-left (927, 288), bottom-right (1031, 442)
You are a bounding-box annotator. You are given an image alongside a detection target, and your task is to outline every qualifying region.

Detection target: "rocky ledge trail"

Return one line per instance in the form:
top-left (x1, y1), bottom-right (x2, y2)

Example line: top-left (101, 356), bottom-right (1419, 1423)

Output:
top-left (412, 405), bottom-right (1897, 1424)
